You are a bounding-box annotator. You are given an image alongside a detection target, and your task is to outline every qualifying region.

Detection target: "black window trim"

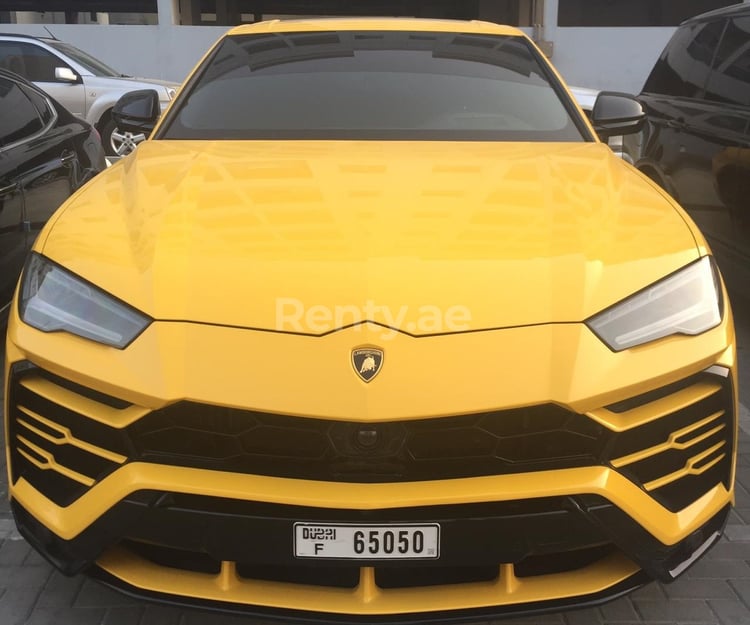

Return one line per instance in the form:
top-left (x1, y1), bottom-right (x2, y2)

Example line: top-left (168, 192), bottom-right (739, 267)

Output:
top-left (19, 81), bottom-right (57, 127)
top-left (701, 14), bottom-right (750, 108)
top-left (700, 17), bottom-right (731, 100)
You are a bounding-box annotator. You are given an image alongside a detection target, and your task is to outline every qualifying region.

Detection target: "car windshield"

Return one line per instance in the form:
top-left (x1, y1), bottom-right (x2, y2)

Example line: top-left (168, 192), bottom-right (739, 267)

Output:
top-left (160, 30), bottom-right (588, 141)
top-left (47, 40), bottom-right (121, 77)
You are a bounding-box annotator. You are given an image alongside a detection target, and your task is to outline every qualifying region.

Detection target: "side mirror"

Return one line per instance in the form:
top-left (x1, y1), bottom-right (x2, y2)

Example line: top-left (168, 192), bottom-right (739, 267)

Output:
top-left (112, 89), bottom-right (160, 135)
top-left (54, 67), bottom-right (79, 83)
top-left (591, 92), bottom-right (645, 140)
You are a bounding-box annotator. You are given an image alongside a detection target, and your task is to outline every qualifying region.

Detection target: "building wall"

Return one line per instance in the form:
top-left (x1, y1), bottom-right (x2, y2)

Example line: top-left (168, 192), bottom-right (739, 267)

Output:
top-left (546, 27), bottom-right (678, 92)
top-left (0, 0), bottom-right (746, 93)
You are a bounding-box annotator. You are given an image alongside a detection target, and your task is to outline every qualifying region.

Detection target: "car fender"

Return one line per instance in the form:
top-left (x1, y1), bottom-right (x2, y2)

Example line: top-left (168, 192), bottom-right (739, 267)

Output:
top-left (84, 91), bottom-right (129, 127)
top-left (635, 158), bottom-right (679, 201)
top-left (83, 83), bottom-right (168, 127)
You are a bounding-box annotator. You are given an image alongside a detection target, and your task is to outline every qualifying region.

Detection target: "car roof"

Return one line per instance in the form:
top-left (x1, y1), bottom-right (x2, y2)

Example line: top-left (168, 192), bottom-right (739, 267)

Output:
top-left (0, 33), bottom-right (55, 42)
top-left (683, 2), bottom-right (750, 25)
top-left (227, 17), bottom-right (524, 37)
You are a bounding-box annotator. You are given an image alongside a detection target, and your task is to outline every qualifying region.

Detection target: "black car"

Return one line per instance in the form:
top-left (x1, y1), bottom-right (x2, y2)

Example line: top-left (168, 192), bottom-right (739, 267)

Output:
top-left (0, 68), bottom-right (105, 321)
top-left (629, 3), bottom-right (750, 300)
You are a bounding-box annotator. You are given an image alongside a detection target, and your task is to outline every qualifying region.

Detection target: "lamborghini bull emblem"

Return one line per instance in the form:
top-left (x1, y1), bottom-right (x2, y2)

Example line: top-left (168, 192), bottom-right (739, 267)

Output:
top-left (351, 348), bottom-right (384, 383)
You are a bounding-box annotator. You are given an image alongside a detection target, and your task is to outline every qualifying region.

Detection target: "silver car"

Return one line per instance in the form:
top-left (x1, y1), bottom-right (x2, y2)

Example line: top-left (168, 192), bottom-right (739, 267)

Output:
top-left (0, 34), bottom-right (179, 156)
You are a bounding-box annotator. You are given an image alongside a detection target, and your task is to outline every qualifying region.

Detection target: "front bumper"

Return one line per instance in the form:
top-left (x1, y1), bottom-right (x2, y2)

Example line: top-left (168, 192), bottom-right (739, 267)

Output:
top-left (10, 491), bottom-right (729, 623)
top-left (3, 315), bottom-right (738, 620)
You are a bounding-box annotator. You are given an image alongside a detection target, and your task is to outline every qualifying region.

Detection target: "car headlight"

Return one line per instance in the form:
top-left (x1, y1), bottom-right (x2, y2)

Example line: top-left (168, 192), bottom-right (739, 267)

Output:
top-left (19, 253), bottom-right (150, 349)
top-left (586, 256), bottom-right (723, 351)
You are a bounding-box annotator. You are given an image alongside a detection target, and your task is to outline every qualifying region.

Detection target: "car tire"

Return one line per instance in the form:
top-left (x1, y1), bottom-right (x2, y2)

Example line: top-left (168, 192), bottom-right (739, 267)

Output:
top-left (100, 117), bottom-right (146, 157)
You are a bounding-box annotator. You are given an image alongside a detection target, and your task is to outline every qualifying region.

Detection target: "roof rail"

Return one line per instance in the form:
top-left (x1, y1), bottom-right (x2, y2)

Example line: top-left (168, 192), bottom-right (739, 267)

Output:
top-left (683, 2), bottom-right (750, 25)
top-left (0, 33), bottom-right (48, 40)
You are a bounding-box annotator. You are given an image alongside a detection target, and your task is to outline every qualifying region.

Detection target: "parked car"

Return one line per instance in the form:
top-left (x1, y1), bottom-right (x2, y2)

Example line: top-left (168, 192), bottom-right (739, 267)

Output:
top-left (0, 68), bottom-right (105, 323)
top-left (4, 19), bottom-right (736, 622)
top-left (0, 34), bottom-right (179, 156)
top-left (626, 3), bottom-right (750, 300)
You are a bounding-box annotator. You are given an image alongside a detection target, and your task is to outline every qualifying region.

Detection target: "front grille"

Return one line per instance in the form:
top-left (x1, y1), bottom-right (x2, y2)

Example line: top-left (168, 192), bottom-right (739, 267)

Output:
top-left (128, 402), bottom-right (606, 482)
top-left (7, 363), bottom-right (735, 512)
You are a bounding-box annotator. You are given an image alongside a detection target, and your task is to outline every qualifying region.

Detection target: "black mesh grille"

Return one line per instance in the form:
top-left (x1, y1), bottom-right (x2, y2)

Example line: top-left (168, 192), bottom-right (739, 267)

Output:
top-left (127, 402), bottom-right (607, 482)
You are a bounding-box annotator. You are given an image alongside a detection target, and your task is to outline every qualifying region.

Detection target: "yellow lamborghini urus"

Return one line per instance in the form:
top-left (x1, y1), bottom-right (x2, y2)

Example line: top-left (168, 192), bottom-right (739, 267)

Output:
top-left (3, 18), bottom-right (737, 623)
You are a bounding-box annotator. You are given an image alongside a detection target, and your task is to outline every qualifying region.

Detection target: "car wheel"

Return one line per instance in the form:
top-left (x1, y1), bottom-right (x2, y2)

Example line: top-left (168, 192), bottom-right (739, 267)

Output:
top-left (100, 118), bottom-right (145, 157)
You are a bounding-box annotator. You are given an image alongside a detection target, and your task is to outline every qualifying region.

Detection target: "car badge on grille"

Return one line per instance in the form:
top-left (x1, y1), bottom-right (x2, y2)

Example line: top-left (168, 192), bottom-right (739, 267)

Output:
top-left (351, 347), bottom-right (384, 383)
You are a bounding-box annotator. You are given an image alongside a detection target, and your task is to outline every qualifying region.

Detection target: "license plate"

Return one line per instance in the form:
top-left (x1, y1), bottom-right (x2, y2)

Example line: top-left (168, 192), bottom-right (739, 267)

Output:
top-left (294, 523), bottom-right (440, 559)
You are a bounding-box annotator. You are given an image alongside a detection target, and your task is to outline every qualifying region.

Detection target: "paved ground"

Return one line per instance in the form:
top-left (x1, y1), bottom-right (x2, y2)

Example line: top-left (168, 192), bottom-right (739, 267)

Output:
top-left (1, 296), bottom-right (749, 625)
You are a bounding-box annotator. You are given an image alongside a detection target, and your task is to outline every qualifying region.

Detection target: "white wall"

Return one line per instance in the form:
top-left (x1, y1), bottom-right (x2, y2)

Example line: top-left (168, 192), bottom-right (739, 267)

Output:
top-left (548, 27), bottom-right (675, 93)
top-left (0, 22), bottom-right (676, 92)
top-left (0, 0), bottom-right (730, 93)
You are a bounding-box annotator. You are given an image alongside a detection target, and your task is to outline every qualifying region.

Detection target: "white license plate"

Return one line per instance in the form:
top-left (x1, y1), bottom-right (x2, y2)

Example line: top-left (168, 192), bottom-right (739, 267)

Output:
top-left (294, 523), bottom-right (440, 559)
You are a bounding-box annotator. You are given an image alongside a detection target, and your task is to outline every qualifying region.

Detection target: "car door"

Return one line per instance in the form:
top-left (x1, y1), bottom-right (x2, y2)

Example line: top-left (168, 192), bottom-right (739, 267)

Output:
top-left (638, 14), bottom-right (750, 297)
top-left (11, 82), bottom-right (82, 248)
top-left (637, 18), bottom-right (726, 199)
top-left (0, 40), bottom-right (87, 119)
top-left (682, 15), bottom-right (750, 296)
top-left (0, 75), bottom-right (39, 313)
top-left (0, 154), bottom-right (25, 315)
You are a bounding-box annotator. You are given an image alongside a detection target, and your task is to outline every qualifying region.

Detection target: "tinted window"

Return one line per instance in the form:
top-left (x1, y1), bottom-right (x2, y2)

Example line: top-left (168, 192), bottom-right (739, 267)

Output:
top-left (705, 16), bottom-right (750, 106)
top-left (643, 21), bottom-right (724, 98)
top-left (162, 31), bottom-right (584, 142)
top-left (0, 76), bottom-right (43, 146)
top-left (47, 40), bottom-right (120, 77)
top-left (20, 84), bottom-right (55, 126)
top-left (0, 41), bottom-right (67, 82)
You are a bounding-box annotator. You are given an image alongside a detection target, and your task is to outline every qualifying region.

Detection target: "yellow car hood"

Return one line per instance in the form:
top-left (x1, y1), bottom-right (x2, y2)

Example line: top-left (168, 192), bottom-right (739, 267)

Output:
top-left (41, 140), bottom-right (699, 335)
